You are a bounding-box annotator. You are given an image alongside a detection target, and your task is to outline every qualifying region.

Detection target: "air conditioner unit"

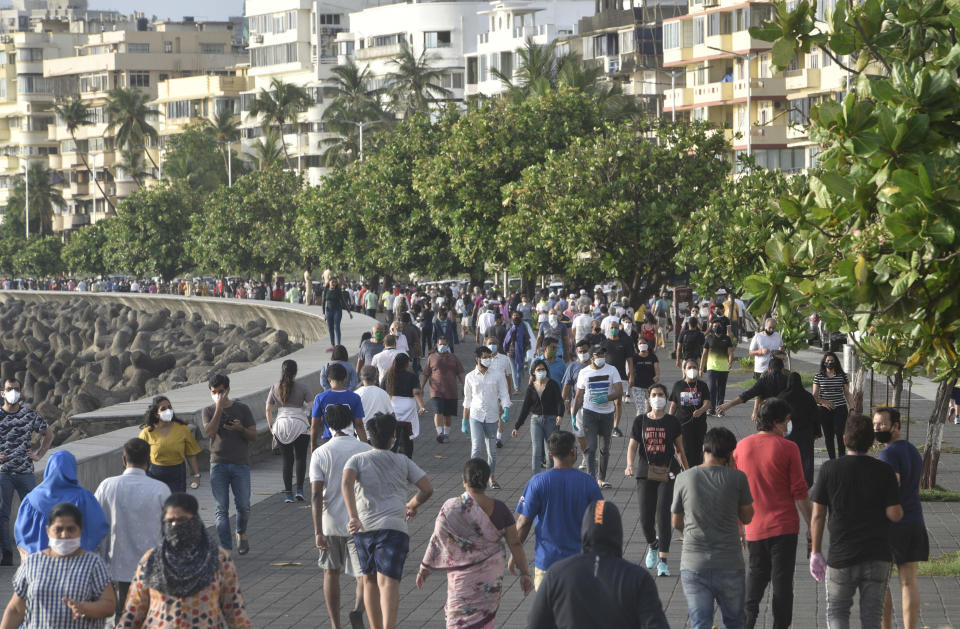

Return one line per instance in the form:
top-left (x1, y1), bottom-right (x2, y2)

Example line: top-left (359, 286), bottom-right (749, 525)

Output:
top-left (254, 35), bottom-right (263, 43)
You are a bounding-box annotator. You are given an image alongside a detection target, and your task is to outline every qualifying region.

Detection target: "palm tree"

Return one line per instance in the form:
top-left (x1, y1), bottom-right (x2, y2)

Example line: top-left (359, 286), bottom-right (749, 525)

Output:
top-left (54, 96), bottom-right (115, 211)
top-left (320, 60), bottom-right (392, 166)
top-left (493, 38), bottom-right (558, 96)
top-left (387, 42), bottom-right (453, 118)
top-left (248, 127), bottom-right (284, 170)
top-left (106, 87), bottom-right (160, 173)
top-left (11, 162), bottom-right (64, 236)
top-left (118, 148), bottom-right (150, 187)
top-left (248, 78), bottom-right (313, 169)
top-left (203, 107), bottom-right (241, 179)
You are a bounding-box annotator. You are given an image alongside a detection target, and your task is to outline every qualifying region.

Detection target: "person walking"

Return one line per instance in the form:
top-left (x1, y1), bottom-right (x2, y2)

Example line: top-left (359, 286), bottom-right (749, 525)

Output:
top-left (512, 360), bottom-right (564, 473)
top-left (321, 346), bottom-right (359, 391)
top-left (669, 359), bottom-right (711, 468)
top-left (342, 413), bottom-right (434, 629)
top-left (748, 318), bottom-right (784, 380)
top-left (266, 359), bottom-right (313, 503)
top-left (515, 431), bottom-right (604, 589)
top-left (700, 320), bottom-right (735, 416)
top-left (675, 317), bottom-right (705, 371)
top-left (630, 341), bottom-right (660, 417)
top-left (778, 372), bottom-right (821, 487)
top-left (600, 321), bottom-right (633, 437)
top-left (716, 357), bottom-right (790, 420)
top-left (382, 353), bottom-right (425, 459)
top-left (312, 363), bottom-right (366, 447)
top-left (311, 405), bottom-right (372, 629)
top-left (94, 438), bottom-right (170, 622)
top-left (417, 459), bottom-right (533, 628)
top-left (0, 377), bottom-right (54, 565)
top-left (813, 351), bottom-right (852, 459)
top-left (356, 323), bottom-right (387, 373)
top-left (572, 346), bottom-right (623, 489)
top-left (560, 339), bottom-right (593, 470)
top-left (672, 427), bottom-right (754, 629)
top-left (356, 366), bottom-right (394, 423)
top-left (809, 414), bottom-right (902, 629)
top-left (463, 347), bottom-right (511, 489)
top-left (874, 407), bottom-right (927, 629)
top-left (201, 374), bottom-right (256, 554)
top-left (420, 336), bottom-right (465, 444)
top-left (1, 503), bottom-right (115, 629)
top-left (322, 277), bottom-right (354, 350)
top-left (734, 399), bottom-right (812, 629)
top-left (138, 397), bottom-right (202, 494)
top-left (118, 493), bottom-right (251, 628)
top-left (502, 313), bottom-right (532, 397)
top-left (625, 384), bottom-right (689, 577)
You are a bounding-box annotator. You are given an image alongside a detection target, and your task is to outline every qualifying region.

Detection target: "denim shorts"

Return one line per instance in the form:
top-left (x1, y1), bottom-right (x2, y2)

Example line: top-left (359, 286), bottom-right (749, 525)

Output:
top-left (432, 397), bottom-right (458, 416)
top-left (353, 529), bottom-right (410, 581)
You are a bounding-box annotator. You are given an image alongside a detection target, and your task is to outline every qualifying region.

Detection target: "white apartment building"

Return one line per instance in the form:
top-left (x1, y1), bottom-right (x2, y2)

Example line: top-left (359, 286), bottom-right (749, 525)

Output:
top-left (464, 0), bottom-right (592, 97)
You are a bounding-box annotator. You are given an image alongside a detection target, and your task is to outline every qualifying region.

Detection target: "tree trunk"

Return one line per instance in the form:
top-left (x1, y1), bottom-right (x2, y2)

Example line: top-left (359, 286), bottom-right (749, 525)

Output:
top-left (849, 362), bottom-right (867, 416)
top-left (920, 378), bottom-right (957, 489)
top-left (891, 369), bottom-right (903, 409)
top-left (74, 134), bottom-right (116, 211)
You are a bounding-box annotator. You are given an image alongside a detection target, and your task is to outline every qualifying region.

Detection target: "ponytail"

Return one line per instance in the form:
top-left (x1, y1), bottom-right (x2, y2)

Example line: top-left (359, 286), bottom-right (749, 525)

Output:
top-left (279, 359), bottom-right (297, 404)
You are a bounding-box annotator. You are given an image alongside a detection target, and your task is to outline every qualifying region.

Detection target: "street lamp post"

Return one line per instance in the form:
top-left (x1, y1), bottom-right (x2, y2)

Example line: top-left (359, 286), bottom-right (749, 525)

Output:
top-left (23, 160), bottom-right (28, 240)
top-left (639, 66), bottom-right (682, 123)
top-left (340, 119), bottom-right (386, 162)
top-left (707, 45), bottom-right (757, 160)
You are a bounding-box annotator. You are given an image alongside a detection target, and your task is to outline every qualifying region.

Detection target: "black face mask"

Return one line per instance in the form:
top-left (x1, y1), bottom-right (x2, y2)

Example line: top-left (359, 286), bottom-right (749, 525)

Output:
top-left (874, 430), bottom-right (893, 444)
top-left (714, 326), bottom-right (723, 335)
top-left (764, 328), bottom-right (775, 335)
top-left (824, 361), bottom-right (836, 369)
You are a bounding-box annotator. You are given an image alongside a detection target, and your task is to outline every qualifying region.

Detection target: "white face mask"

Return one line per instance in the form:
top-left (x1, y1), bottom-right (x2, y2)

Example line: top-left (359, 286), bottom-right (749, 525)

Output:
top-left (784, 420), bottom-right (793, 437)
top-left (3, 390), bottom-right (20, 405)
top-left (622, 323), bottom-right (632, 334)
top-left (685, 368), bottom-right (699, 380)
top-left (211, 393), bottom-right (222, 404)
top-left (535, 371), bottom-right (548, 380)
top-left (480, 358), bottom-right (492, 368)
top-left (577, 352), bottom-right (590, 362)
top-left (593, 357), bottom-right (606, 368)
top-left (48, 536), bottom-right (81, 556)
top-left (650, 396), bottom-right (667, 410)
top-left (159, 409), bottom-right (174, 422)
top-left (548, 316), bottom-right (558, 327)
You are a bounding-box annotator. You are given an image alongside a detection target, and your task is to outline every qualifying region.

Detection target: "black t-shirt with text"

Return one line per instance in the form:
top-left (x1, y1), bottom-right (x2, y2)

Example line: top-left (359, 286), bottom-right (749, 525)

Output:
top-left (630, 413), bottom-right (683, 478)
top-left (810, 455), bottom-right (900, 568)
top-left (631, 352), bottom-right (659, 388)
top-left (669, 380), bottom-right (710, 423)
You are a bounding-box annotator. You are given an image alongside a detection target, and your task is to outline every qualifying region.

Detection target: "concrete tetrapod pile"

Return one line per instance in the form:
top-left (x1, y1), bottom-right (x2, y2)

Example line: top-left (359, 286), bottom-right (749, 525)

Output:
top-left (0, 298), bottom-right (301, 445)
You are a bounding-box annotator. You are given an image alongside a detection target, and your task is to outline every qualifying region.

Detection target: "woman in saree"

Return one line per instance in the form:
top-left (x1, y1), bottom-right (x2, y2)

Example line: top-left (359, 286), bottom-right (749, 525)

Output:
top-left (416, 459), bottom-right (533, 629)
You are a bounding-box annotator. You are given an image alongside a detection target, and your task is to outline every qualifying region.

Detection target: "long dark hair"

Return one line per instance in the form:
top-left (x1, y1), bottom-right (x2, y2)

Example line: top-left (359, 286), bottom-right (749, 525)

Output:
top-left (818, 351), bottom-right (846, 377)
top-left (384, 353), bottom-right (411, 397)
top-left (144, 396), bottom-right (187, 431)
top-left (278, 359), bottom-right (297, 404)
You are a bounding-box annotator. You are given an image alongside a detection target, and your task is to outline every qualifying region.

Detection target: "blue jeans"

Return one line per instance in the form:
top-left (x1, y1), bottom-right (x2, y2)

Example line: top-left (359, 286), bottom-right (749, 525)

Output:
top-left (326, 308), bottom-right (343, 347)
top-left (470, 419), bottom-right (498, 477)
top-left (825, 560), bottom-right (891, 629)
top-left (530, 415), bottom-right (558, 473)
top-left (512, 357), bottom-right (525, 392)
top-left (681, 569), bottom-right (746, 629)
top-left (210, 463), bottom-right (251, 549)
top-left (0, 472), bottom-right (35, 553)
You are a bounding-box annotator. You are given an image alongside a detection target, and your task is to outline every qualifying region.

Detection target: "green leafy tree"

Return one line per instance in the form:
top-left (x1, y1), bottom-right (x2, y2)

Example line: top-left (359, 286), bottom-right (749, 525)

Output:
top-left (106, 87), bottom-right (160, 172)
top-left (298, 167), bottom-right (372, 276)
top-left (248, 78), bottom-right (313, 169)
top-left (501, 121), bottom-right (729, 301)
top-left (203, 107), bottom-right (242, 179)
top-left (62, 220), bottom-right (111, 276)
top-left (4, 162), bottom-right (64, 236)
top-left (14, 235), bottom-right (63, 277)
top-left (745, 0), bottom-right (960, 486)
top-left (387, 42), bottom-right (453, 118)
top-left (161, 122), bottom-right (236, 194)
top-left (321, 60), bottom-right (390, 166)
top-left (247, 127), bottom-right (285, 171)
top-left (54, 96), bottom-right (114, 210)
top-left (117, 148), bottom-right (150, 188)
top-left (103, 181), bottom-right (197, 281)
top-left (191, 168), bottom-right (304, 277)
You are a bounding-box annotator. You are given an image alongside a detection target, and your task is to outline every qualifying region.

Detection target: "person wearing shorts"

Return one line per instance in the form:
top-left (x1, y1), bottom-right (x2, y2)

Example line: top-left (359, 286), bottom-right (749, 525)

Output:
top-left (561, 339), bottom-right (592, 470)
top-left (342, 413), bottom-right (434, 629)
top-left (420, 337), bottom-right (465, 444)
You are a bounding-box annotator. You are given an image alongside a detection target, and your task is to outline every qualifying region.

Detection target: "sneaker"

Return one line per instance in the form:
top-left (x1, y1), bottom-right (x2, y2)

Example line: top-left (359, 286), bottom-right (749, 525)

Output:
top-left (496, 439), bottom-right (503, 448)
top-left (717, 410), bottom-right (725, 417)
top-left (598, 479), bottom-right (612, 489)
top-left (348, 609), bottom-right (365, 629)
top-left (707, 409), bottom-right (716, 417)
top-left (579, 457), bottom-right (587, 470)
top-left (656, 559), bottom-right (670, 577)
top-left (443, 434), bottom-right (450, 443)
top-left (283, 492), bottom-right (294, 503)
top-left (645, 546), bottom-right (658, 569)
top-left (612, 427), bottom-right (623, 438)
top-left (488, 479), bottom-right (501, 490)
top-left (436, 434), bottom-right (444, 444)
top-left (295, 489), bottom-right (305, 502)
top-left (325, 347), bottom-right (334, 352)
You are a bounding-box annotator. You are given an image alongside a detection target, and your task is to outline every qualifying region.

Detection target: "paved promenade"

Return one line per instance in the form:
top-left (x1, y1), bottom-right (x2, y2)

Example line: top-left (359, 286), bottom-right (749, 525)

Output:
top-left (2, 327), bottom-right (959, 628)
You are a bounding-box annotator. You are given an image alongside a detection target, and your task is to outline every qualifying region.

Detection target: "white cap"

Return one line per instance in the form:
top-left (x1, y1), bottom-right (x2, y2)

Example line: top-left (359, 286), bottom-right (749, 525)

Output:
top-left (580, 289), bottom-right (587, 295)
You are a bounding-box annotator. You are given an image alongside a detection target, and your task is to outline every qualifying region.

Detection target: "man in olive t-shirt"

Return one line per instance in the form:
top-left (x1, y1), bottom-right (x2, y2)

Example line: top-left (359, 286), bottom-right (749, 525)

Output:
top-left (202, 374), bottom-right (257, 552)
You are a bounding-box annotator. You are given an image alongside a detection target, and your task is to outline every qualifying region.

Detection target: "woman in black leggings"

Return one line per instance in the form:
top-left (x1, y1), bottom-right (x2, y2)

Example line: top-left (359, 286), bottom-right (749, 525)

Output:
top-left (266, 360), bottom-right (313, 502)
top-left (812, 351), bottom-right (852, 458)
top-left (624, 384), bottom-right (690, 577)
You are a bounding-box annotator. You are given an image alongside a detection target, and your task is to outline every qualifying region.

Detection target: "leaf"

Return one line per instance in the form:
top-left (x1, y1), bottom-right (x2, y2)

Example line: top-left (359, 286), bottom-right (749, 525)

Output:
top-left (771, 38), bottom-right (798, 70)
top-left (854, 254), bottom-right (870, 285)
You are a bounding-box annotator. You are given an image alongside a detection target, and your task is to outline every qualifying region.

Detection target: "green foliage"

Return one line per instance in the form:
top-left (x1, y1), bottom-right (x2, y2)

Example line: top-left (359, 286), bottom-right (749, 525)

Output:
top-left (387, 42), bottom-right (452, 118)
top-left (14, 235), bottom-right (63, 277)
top-left (62, 220), bottom-right (111, 276)
top-left (249, 78), bottom-right (313, 169)
top-left (104, 181), bottom-right (196, 281)
top-left (321, 60), bottom-right (391, 167)
top-left (3, 162), bottom-right (63, 237)
top-left (192, 168), bottom-right (304, 276)
top-left (919, 485), bottom-right (960, 502)
top-left (500, 121), bottom-right (729, 300)
top-left (162, 122), bottom-right (244, 194)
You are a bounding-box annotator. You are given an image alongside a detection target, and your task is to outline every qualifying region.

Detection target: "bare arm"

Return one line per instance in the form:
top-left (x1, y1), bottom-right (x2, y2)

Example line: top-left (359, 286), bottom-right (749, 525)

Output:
top-left (406, 476), bottom-right (434, 519)
top-left (203, 403), bottom-right (224, 438)
top-left (672, 513), bottom-right (684, 532)
top-left (64, 583), bottom-right (115, 621)
top-left (625, 438), bottom-right (639, 476)
top-left (0, 594), bottom-right (25, 629)
top-left (811, 501), bottom-right (827, 554)
top-left (413, 388), bottom-right (426, 414)
top-left (504, 525), bottom-right (531, 576)
top-left (515, 513), bottom-right (534, 544)
top-left (674, 435), bottom-right (689, 470)
top-left (886, 504), bottom-right (903, 523)
top-left (342, 468), bottom-right (362, 533)
top-left (186, 455), bottom-right (200, 478)
top-left (312, 481), bottom-right (327, 548)
top-left (739, 504), bottom-right (754, 524)
top-left (796, 498), bottom-right (812, 529)
top-left (265, 402), bottom-right (275, 429)
top-left (571, 389), bottom-right (585, 417)
top-left (32, 427), bottom-right (54, 460)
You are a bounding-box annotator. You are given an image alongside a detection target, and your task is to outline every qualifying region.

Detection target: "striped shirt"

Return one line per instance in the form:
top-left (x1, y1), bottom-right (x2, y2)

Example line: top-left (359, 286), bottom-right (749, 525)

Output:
top-left (13, 550), bottom-right (111, 629)
top-left (813, 371), bottom-right (849, 407)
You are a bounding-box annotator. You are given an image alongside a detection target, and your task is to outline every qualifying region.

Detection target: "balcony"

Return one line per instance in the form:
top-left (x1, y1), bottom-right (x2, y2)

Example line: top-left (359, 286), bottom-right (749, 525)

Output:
top-left (663, 87), bottom-right (694, 109)
top-left (748, 124), bottom-right (788, 146)
top-left (356, 42), bottom-right (403, 61)
top-left (730, 31), bottom-right (773, 53)
top-left (663, 45), bottom-right (692, 66)
top-left (54, 212), bottom-right (90, 232)
top-left (693, 81), bottom-right (734, 106)
top-left (0, 155), bottom-right (18, 171)
top-left (785, 68), bottom-right (819, 91)
top-left (735, 76), bottom-right (785, 99)
top-left (90, 152), bottom-right (116, 168)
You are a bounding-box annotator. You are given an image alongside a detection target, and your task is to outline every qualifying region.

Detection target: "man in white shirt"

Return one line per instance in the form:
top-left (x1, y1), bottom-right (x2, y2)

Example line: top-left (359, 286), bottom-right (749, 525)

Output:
top-left (371, 336), bottom-right (403, 383)
top-left (572, 306), bottom-right (594, 344)
top-left (94, 438), bottom-right (171, 621)
top-left (572, 346), bottom-right (624, 489)
top-left (356, 366), bottom-right (394, 422)
top-left (311, 405), bottom-right (372, 629)
top-left (484, 334), bottom-right (515, 447)
top-left (477, 305), bottom-right (497, 341)
top-left (749, 318), bottom-right (784, 380)
top-left (463, 346), bottom-right (511, 489)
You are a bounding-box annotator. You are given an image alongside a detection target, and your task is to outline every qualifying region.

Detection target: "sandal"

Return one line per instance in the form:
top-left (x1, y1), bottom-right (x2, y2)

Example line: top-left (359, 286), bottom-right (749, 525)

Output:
top-left (237, 537), bottom-right (250, 555)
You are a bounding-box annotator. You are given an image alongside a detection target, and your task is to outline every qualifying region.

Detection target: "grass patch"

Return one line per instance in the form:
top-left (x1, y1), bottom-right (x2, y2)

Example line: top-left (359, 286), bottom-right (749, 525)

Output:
top-left (919, 485), bottom-right (960, 502)
top-left (919, 551), bottom-right (960, 577)
top-left (730, 371), bottom-right (815, 389)
top-left (916, 445), bottom-right (960, 455)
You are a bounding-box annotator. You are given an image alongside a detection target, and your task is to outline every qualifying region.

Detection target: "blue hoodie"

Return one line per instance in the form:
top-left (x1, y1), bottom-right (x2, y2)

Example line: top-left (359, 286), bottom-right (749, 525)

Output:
top-left (15, 450), bottom-right (110, 553)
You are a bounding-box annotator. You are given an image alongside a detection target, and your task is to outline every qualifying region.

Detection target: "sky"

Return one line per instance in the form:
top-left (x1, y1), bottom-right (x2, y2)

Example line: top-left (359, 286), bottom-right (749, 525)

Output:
top-left (90, 0), bottom-right (243, 21)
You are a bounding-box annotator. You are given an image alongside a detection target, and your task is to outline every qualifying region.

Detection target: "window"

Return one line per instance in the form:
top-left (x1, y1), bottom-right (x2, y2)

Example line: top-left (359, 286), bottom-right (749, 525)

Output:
top-left (79, 72), bottom-right (108, 93)
top-left (733, 9), bottom-right (747, 31)
top-left (128, 71), bottom-right (150, 88)
top-left (250, 43), bottom-right (299, 66)
top-left (480, 54), bottom-right (488, 81)
top-left (466, 57), bottom-right (478, 84)
top-left (164, 40), bottom-right (172, 53)
top-left (16, 48), bottom-right (42, 62)
top-left (201, 43), bottom-right (225, 54)
top-left (759, 54), bottom-right (769, 78)
top-left (556, 41), bottom-right (570, 57)
top-left (89, 107), bottom-right (107, 124)
top-left (751, 6), bottom-right (774, 27)
top-left (821, 48), bottom-right (832, 66)
top-left (708, 13), bottom-right (731, 36)
top-left (214, 98), bottom-right (237, 115)
top-left (808, 49), bottom-right (819, 69)
top-left (127, 42), bottom-right (150, 53)
top-left (423, 31), bottom-right (451, 48)
top-left (693, 17), bottom-right (704, 45)
top-left (620, 29), bottom-right (635, 53)
top-left (371, 34), bottom-right (401, 47)
top-left (17, 74), bottom-right (51, 94)
top-left (499, 51), bottom-right (512, 76)
top-left (240, 93), bottom-right (255, 111)
top-left (664, 22), bottom-right (680, 49)
top-left (25, 115), bottom-right (53, 131)
top-left (452, 71), bottom-right (463, 90)
top-left (166, 100), bottom-right (191, 118)
top-left (695, 65), bottom-right (707, 85)
top-left (789, 96), bottom-right (813, 125)
top-left (319, 14), bottom-right (340, 25)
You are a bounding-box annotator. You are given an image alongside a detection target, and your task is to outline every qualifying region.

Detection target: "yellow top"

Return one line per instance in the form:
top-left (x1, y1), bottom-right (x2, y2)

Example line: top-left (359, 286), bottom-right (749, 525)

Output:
top-left (138, 423), bottom-right (202, 466)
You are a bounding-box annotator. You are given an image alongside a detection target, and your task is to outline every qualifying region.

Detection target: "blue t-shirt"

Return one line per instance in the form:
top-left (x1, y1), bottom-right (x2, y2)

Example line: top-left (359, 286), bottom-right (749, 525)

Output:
top-left (878, 439), bottom-right (923, 525)
top-left (561, 361), bottom-right (587, 389)
top-left (312, 389), bottom-right (365, 439)
top-left (516, 468), bottom-right (604, 570)
top-left (532, 356), bottom-right (567, 386)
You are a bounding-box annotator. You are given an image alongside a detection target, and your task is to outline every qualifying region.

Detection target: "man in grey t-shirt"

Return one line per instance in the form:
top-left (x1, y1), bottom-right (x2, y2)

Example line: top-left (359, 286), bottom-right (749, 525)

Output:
top-left (672, 427), bottom-right (754, 629)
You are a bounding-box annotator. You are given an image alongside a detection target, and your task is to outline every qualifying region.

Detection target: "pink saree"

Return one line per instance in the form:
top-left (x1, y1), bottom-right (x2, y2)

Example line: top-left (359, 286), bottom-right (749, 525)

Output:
top-left (421, 493), bottom-right (507, 629)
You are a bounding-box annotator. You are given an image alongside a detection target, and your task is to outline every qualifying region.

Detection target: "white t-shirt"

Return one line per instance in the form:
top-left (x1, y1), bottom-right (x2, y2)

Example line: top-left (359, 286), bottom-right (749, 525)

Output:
top-left (749, 331), bottom-right (784, 373)
top-left (372, 348), bottom-right (404, 382)
top-left (355, 385), bottom-right (394, 421)
top-left (310, 435), bottom-right (372, 536)
top-left (599, 315), bottom-right (621, 335)
top-left (478, 311), bottom-right (496, 336)
top-left (576, 364), bottom-right (623, 415)
top-left (572, 313), bottom-right (594, 344)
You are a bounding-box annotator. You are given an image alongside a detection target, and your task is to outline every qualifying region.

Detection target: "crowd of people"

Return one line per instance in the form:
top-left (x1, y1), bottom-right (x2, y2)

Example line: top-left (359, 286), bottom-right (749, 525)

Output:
top-left (0, 280), bottom-right (933, 629)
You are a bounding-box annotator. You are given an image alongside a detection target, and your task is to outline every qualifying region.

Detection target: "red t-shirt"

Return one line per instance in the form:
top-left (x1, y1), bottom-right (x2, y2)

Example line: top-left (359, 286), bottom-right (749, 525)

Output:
top-left (734, 432), bottom-right (808, 541)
